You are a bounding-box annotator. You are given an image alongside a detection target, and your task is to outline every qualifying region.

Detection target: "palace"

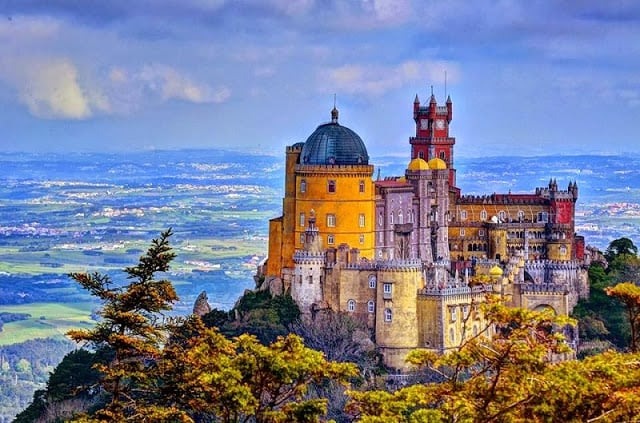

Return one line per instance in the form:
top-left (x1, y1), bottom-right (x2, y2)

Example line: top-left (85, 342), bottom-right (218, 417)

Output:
top-left (257, 92), bottom-right (589, 369)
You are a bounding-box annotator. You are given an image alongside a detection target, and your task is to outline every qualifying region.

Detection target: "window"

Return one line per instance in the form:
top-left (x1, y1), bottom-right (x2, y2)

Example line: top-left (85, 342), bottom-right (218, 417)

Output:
top-left (537, 212), bottom-right (548, 223)
top-left (450, 306), bottom-right (457, 322)
top-left (359, 234), bottom-right (365, 244)
top-left (398, 211), bottom-right (403, 224)
top-left (359, 180), bottom-right (365, 193)
top-left (390, 212), bottom-right (394, 225)
top-left (327, 214), bottom-right (336, 227)
top-left (460, 210), bottom-right (467, 221)
top-left (480, 210), bottom-right (487, 221)
top-left (517, 210), bottom-right (525, 221)
top-left (328, 180), bottom-right (336, 193)
top-left (368, 275), bottom-right (377, 288)
top-left (478, 229), bottom-right (485, 237)
top-left (367, 300), bottom-right (375, 313)
top-left (378, 212), bottom-right (383, 227)
top-left (460, 228), bottom-right (465, 236)
top-left (440, 151), bottom-right (446, 160)
top-left (300, 179), bottom-right (306, 193)
top-left (359, 213), bottom-right (365, 227)
top-left (418, 151), bottom-right (424, 159)
top-left (384, 308), bottom-right (393, 322)
top-left (299, 212), bottom-right (305, 227)
top-left (560, 245), bottom-right (567, 255)
top-left (462, 305), bottom-right (469, 319)
top-left (498, 210), bottom-right (507, 222)
top-left (327, 234), bottom-right (334, 244)
top-left (347, 299), bottom-right (355, 312)
top-left (300, 233), bottom-right (305, 244)
top-left (383, 283), bottom-right (392, 299)
top-left (378, 232), bottom-right (383, 243)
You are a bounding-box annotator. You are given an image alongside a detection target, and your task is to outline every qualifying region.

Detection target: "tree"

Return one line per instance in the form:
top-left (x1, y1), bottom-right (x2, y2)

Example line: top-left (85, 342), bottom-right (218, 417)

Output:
top-left (605, 237), bottom-right (638, 263)
top-left (606, 282), bottom-right (640, 352)
top-left (347, 296), bottom-right (578, 422)
top-left (68, 229), bottom-right (179, 421)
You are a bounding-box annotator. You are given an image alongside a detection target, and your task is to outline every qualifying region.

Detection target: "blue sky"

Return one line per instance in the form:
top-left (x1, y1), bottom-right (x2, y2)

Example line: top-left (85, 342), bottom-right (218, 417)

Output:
top-left (0, 0), bottom-right (639, 157)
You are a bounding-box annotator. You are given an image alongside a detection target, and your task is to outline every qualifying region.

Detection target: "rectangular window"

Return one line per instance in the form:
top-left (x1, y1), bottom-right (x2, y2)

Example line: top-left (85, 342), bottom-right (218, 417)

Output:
top-left (300, 233), bottom-right (305, 244)
top-left (384, 308), bottom-right (392, 322)
top-left (478, 229), bottom-right (485, 237)
top-left (480, 210), bottom-right (487, 220)
top-left (299, 212), bottom-right (305, 227)
top-left (359, 213), bottom-right (365, 227)
top-left (300, 179), bottom-right (306, 193)
top-left (359, 180), bottom-right (365, 193)
top-left (462, 305), bottom-right (469, 319)
top-left (328, 180), bottom-right (336, 193)
top-left (327, 214), bottom-right (336, 227)
top-left (383, 283), bottom-right (392, 299)
top-left (460, 210), bottom-right (467, 221)
top-left (450, 306), bottom-right (457, 322)
top-left (327, 234), bottom-right (334, 244)
top-left (460, 228), bottom-right (465, 236)
top-left (359, 234), bottom-right (365, 244)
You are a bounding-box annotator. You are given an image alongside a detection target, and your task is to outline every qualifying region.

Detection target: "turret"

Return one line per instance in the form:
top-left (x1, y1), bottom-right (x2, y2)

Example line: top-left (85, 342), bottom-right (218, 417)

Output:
top-left (413, 94), bottom-right (420, 120)
top-left (446, 95), bottom-right (452, 123)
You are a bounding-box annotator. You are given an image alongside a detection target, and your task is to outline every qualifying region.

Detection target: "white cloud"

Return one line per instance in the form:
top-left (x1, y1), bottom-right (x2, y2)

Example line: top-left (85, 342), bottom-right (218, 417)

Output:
top-left (138, 64), bottom-right (230, 103)
top-left (325, 60), bottom-right (460, 97)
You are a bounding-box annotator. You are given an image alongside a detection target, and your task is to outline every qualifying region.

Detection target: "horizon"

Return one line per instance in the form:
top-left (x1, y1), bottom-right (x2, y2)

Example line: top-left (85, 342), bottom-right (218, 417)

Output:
top-left (1, 2), bottom-right (639, 157)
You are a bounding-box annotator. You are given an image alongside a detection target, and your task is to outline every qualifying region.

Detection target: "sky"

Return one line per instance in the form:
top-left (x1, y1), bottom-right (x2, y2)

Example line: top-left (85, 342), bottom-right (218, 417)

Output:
top-left (0, 0), bottom-right (639, 158)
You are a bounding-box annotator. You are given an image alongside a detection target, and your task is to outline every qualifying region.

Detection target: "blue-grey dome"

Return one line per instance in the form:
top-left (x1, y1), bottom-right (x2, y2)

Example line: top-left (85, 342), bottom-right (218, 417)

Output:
top-left (300, 114), bottom-right (369, 165)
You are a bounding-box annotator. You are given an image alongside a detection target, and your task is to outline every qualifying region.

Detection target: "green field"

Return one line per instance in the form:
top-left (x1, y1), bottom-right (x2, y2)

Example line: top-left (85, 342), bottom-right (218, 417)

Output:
top-left (0, 302), bottom-right (96, 345)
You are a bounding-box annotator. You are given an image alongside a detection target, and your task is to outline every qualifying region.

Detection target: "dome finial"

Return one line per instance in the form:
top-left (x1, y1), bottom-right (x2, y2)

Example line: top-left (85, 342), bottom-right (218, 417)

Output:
top-left (331, 94), bottom-right (339, 123)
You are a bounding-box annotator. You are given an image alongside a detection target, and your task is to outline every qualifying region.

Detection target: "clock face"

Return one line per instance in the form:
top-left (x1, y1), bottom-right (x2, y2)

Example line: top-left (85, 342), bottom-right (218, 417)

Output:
top-left (436, 119), bottom-right (445, 130)
top-left (420, 119), bottom-right (429, 130)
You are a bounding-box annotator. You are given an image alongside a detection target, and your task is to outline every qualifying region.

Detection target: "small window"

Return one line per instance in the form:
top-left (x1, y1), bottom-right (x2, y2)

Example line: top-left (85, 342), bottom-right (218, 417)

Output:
top-left (359, 180), bottom-right (365, 193)
top-left (383, 283), bottom-right (392, 299)
top-left (498, 210), bottom-right (507, 222)
top-left (367, 300), bottom-right (375, 313)
top-left (327, 214), bottom-right (336, 227)
top-left (378, 212), bottom-right (383, 227)
top-left (300, 233), bottom-right (305, 244)
top-left (299, 212), bottom-right (305, 227)
top-left (478, 229), bottom-right (485, 237)
top-left (327, 234), bottom-right (334, 245)
top-left (560, 245), bottom-right (567, 255)
top-left (462, 305), bottom-right (469, 319)
top-left (460, 210), bottom-right (467, 221)
top-left (398, 211), bottom-right (404, 224)
top-left (440, 151), bottom-right (446, 160)
top-left (460, 228), bottom-right (465, 236)
top-left (517, 210), bottom-right (525, 221)
top-left (368, 275), bottom-right (377, 288)
top-left (480, 210), bottom-right (487, 221)
top-left (377, 232), bottom-right (383, 243)
top-left (347, 299), bottom-right (355, 312)
top-left (418, 151), bottom-right (424, 159)
top-left (390, 212), bottom-right (394, 225)
top-left (384, 308), bottom-right (393, 322)
top-left (450, 306), bottom-right (457, 322)
top-left (359, 234), bottom-right (365, 244)
top-left (300, 179), bottom-right (306, 193)
top-left (328, 180), bottom-right (336, 193)
top-left (359, 214), bottom-right (365, 227)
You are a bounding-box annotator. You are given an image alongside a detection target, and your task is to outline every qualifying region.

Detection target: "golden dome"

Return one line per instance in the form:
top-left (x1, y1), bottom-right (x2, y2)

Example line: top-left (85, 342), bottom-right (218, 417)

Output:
top-left (408, 157), bottom-right (429, 171)
top-left (428, 157), bottom-right (447, 170)
top-left (489, 265), bottom-right (504, 277)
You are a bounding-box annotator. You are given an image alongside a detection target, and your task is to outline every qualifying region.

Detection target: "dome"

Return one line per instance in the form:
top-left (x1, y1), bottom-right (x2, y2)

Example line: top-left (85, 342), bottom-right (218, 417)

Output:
top-left (300, 110), bottom-right (369, 165)
top-left (407, 157), bottom-right (429, 171)
top-left (489, 265), bottom-right (504, 277)
top-left (428, 157), bottom-right (447, 170)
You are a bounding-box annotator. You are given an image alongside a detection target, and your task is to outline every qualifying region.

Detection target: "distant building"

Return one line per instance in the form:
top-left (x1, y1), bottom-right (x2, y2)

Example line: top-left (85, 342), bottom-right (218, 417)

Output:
top-left (258, 92), bottom-right (589, 369)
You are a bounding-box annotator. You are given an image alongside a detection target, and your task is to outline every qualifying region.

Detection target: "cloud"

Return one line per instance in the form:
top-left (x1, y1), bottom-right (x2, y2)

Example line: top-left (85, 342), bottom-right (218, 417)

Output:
top-left (0, 57), bottom-right (109, 119)
top-left (325, 60), bottom-right (460, 97)
top-left (138, 64), bottom-right (225, 103)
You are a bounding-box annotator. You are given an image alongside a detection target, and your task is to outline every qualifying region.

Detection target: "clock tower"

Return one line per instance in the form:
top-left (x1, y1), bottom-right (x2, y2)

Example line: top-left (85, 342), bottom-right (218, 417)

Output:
top-left (410, 91), bottom-right (456, 188)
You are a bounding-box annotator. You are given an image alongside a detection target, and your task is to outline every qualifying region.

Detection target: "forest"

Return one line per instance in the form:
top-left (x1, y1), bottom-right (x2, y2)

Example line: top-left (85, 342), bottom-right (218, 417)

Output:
top-left (10, 231), bottom-right (640, 422)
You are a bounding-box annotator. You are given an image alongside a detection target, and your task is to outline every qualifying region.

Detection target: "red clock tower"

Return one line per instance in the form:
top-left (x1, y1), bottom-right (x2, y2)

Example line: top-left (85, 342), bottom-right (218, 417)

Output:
top-left (410, 92), bottom-right (456, 188)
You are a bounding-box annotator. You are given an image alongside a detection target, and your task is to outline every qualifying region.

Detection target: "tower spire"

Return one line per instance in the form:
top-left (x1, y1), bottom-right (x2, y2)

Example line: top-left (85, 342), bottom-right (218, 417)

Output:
top-left (331, 94), bottom-right (338, 124)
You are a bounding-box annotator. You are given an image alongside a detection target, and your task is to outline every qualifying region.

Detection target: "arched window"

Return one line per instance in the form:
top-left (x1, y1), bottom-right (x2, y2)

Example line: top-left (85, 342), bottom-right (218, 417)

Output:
top-left (384, 308), bottom-right (393, 322)
top-left (347, 299), bottom-right (355, 312)
top-left (398, 211), bottom-right (404, 224)
top-left (367, 300), bottom-right (375, 313)
top-left (517, 210), bottom-right (525, 221)
top-left (327, 180), bottom-right (336, 193)
top-left (390, 212), bottom-right (394, 224)
top-left (327, 234), bottom-right (334, 245)
top-left (368, 275), bottom-right (377, 288)
top-left (480, 210), bottom-right (487, 221)
top-left (498, 210), bottom-right (507, 222)
top-left (359, 180), bottom-right (365, 193)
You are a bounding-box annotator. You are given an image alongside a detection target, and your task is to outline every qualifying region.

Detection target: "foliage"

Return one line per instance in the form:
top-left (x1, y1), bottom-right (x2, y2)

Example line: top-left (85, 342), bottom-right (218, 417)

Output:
top-left (606, 282), bottom-right (640, 352)
top-left (347, 296), bottom-right (578, 422)
top-left (572, 237), bottom-right (640, 351)
top-left (203, 289), bottom-right (301, 345)
top-left (67, 229), bottom-right (179, 421)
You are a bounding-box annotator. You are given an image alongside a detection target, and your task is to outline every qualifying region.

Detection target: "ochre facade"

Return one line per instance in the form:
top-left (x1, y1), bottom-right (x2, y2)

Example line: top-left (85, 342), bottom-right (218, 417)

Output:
top-left (259, 94), bottom-right (589, 369)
